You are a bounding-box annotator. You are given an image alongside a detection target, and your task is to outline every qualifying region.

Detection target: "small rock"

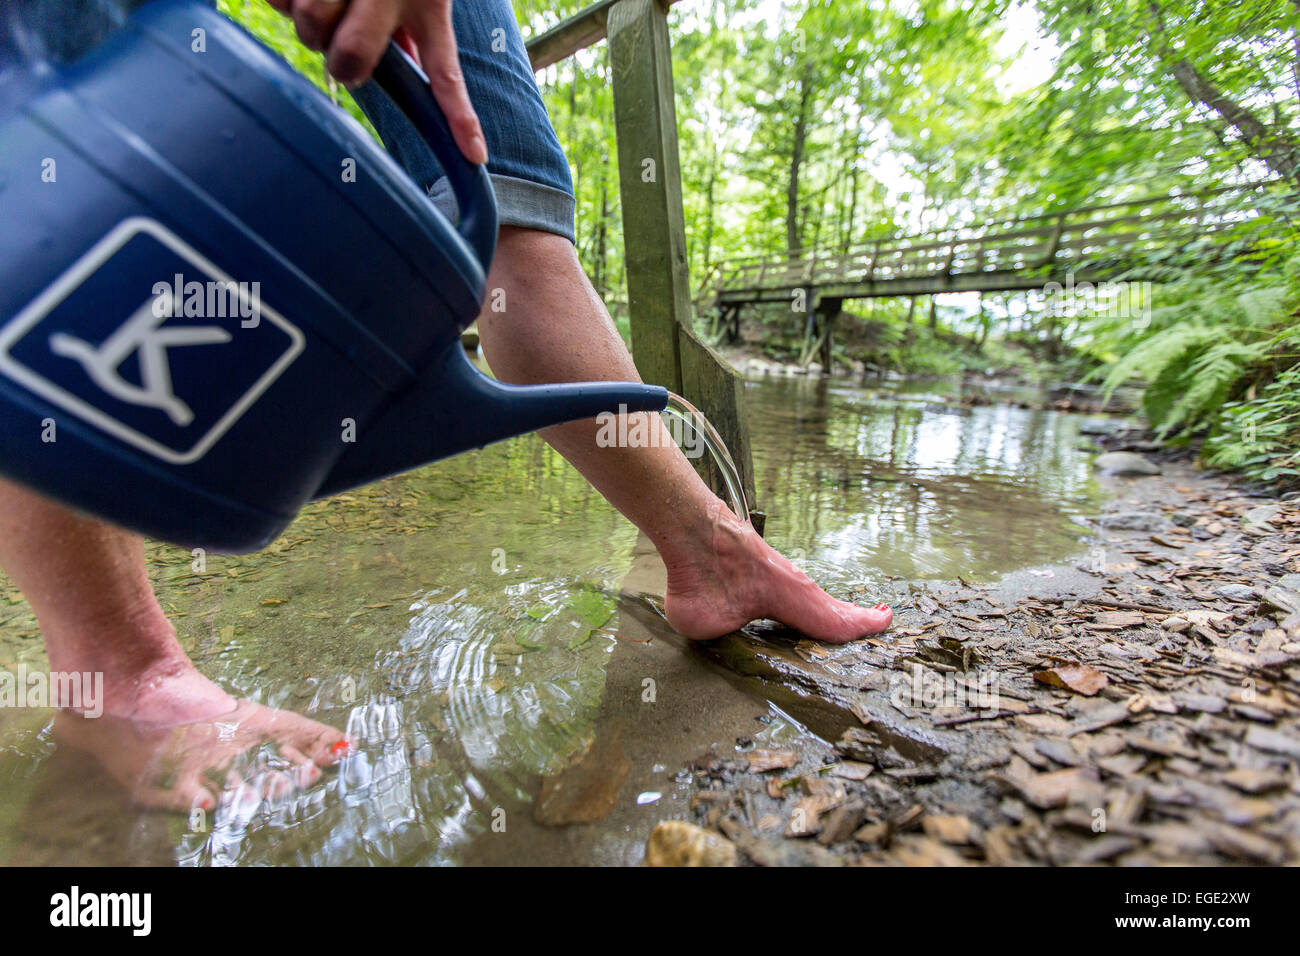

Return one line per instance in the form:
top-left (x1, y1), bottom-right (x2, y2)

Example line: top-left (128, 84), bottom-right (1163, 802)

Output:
top-left (1094, 451), bottom-right (1161, 475)
top-left (1173, 692), bottom-right (1227, 714)
top-left (1220, 768), bottom-right (1287, 794)
top-left (1244, 726), bottom-right (1300, 760)
top-left (817, 802), bottom-right (869, 845)
top-left (922, 814), bottom-right (974, 844)
top-left (828, 760), bottom-right (873, 781)
top-left (1094, 510), bottom-right (1169, 531)
top-left (1263, 586), bottom-right (1300, 617)
top-left (1216, 583), bottom-right (1258, 603)
top-left (1206, 822), bottom-right (1286, 864)
top-left (1078, 419), bottom-right (1127, 436)
top-left (644, 821), bottom-right (737, 867)
top-left (1242, 504), bottom-right (1280, 529)
top-left (1008, 767), bottom-right (1089, 809)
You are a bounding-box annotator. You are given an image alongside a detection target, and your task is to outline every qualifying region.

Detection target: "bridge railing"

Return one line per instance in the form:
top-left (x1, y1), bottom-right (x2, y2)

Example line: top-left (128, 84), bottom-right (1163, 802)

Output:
top-left (713, 182), bottom-right (1275, 298)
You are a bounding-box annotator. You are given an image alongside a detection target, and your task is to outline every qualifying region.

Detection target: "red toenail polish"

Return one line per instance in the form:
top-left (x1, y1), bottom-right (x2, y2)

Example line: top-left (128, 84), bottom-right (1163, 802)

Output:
top-left (330, 740), bottom-right (349, 755)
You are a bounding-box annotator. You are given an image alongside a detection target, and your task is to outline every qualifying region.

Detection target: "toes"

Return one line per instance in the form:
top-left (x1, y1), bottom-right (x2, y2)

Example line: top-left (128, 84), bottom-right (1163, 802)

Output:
top-left (278, 744), bottom-right (324, 788)
top-left (271, 711), bottom-right (351, 766)
top-left (134, 773), bottom-right (217, 815)
top-left (235, 699), bottom-right (350, 767)
top-left (850, 602), bottom-right (893, 636)
top-left (296, 725), bottom-right (353, 767)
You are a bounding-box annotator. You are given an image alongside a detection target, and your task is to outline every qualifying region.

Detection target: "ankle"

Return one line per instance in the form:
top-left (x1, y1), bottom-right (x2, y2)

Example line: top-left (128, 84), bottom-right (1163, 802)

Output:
top-left (42, 600), bottom-right (189, 685)
top-left (660, 497), bottom-right (752, 581)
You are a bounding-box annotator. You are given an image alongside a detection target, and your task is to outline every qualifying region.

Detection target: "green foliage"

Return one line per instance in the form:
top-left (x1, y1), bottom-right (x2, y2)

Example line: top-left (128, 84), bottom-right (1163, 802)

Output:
top-left (1205, 363), bottom-right (1300, 482)
top-left (211, 0), bottom-right (1299, 489)
top-left (1088, 251), bottom-right (1300, 482)
top-left (217, 0), bottom-right (373, 130)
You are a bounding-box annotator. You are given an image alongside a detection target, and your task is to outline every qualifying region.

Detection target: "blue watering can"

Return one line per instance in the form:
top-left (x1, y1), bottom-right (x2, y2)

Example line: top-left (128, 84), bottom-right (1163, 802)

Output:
top-left (0, 0), bottom-right (667, 551)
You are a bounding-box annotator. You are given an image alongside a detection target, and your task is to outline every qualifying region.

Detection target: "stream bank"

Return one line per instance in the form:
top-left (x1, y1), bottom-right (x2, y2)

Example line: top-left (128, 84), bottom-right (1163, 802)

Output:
top-left (644, 441), bottom-right (1300, 866)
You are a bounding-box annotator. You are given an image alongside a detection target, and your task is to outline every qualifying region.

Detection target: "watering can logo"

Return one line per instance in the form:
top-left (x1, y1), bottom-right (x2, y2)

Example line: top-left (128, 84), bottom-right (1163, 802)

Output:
top-left (0, 218), bottom-right (304, 464)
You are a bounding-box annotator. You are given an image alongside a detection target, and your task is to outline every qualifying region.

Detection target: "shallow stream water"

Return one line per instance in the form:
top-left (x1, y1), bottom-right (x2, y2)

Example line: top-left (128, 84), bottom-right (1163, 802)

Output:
top-left (0, 368), bottom-right (1106, 865)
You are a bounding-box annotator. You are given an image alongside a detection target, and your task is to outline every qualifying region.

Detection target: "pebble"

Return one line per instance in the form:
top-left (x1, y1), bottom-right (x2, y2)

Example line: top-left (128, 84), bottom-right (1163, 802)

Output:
top-left (1095, 510), bottom-right (1169, 532)
top-left (1094, 451), bottom-right (1161, 475)
top-left (1215, 583), bottom-right (1258, 602)
top-left (643, 821), bottom-right (738, 867)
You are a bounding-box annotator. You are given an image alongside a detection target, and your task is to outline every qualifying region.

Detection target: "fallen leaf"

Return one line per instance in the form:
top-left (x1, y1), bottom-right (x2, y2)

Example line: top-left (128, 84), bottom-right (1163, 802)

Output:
top-left (921, 814), bottom-right (973, 844)
top-left (1034, 663), bottom-right (1109, 696)
top-left (1093, 611), bottom-right (1145, 629)
top-left (747, 750), bottom-right (799, 773)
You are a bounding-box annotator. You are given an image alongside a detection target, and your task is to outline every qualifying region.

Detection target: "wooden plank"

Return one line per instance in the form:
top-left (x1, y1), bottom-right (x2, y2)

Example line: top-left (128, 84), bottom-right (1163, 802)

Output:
top-left (607, 0), bottom-right (689, 392)
top-left (678, 325), bottom-right (757, 511)
top-left (526, 0), bottom-right (683, 71)
top-left (526, 0), bottom-right (618, 71)
top-left (606, 0), bottom-right (757, 508)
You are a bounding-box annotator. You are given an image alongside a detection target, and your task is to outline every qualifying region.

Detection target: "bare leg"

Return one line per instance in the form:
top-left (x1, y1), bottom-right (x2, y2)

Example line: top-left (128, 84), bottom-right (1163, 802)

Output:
top-left (0, 477), bottom-right (232, 724)
top-left (477, 227), bottom-right (892, 642)
top-left (0, 477), bottom-right (347, 809)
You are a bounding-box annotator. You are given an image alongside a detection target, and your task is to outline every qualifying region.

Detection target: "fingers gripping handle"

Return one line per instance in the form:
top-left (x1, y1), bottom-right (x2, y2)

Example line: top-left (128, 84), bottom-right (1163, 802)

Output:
top-left (372, 40), bottom-right (498, 271)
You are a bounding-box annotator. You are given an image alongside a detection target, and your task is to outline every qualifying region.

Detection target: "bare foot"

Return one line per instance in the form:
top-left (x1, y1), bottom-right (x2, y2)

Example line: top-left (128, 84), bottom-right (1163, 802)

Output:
top-left (663, 500), bottom-right (893, 642)
top-left (46, 627), bottom-right (348, 813)
top-left (54, 698), bottom-right (350, 813)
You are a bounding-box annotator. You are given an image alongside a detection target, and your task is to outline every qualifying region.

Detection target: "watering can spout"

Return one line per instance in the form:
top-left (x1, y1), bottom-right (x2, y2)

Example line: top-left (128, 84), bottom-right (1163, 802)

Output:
top-left (316, 346), bottom-right (668, 498)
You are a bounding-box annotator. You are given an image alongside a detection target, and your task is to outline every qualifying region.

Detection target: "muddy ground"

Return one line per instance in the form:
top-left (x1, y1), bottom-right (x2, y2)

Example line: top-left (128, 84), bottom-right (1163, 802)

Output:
top-left (644, 432), bottom-right (1300, 866)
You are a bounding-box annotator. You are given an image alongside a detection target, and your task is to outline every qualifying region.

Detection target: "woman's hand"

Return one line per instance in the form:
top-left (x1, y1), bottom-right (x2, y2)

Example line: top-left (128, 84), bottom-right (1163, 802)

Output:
top-left (264, 0), bottom-right (487, 163)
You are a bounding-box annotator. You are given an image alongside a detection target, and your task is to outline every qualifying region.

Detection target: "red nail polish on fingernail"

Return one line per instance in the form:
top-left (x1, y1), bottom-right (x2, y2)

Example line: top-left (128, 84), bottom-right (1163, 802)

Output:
top-left (875, 603), bottom-right (889, 611)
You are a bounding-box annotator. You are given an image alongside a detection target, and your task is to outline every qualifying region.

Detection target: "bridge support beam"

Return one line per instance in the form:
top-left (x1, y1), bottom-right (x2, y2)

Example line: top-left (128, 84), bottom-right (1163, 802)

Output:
top-left (607, 0), bottom-right (757, 513)
top-left (797, 293), bottom-right (841, 372)
top-left (816, 296), bottom-right (842, 372)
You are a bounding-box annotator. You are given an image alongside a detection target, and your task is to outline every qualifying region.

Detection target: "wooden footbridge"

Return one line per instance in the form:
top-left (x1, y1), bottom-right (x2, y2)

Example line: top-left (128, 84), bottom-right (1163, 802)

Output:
top-left (708, 183), bottom-right (1274, 364)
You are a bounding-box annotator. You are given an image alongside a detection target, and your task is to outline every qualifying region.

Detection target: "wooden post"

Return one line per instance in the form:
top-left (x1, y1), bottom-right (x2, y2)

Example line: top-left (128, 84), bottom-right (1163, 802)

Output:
top-left (1041, 212), bottom-right (1068, 266)
top-left (608, 0), bottom-right (688, 392)
top-left (815, 296), bottom-right (841, 372)
top-left (607, 0), bottom-right (757, 511)
top-left (864, 239), bottom-right (882, 281)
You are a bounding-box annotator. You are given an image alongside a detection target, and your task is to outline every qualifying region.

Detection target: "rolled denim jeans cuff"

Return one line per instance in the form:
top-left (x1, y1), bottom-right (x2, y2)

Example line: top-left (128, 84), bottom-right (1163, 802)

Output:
top-left (427, 174), bottom-right (577, 246)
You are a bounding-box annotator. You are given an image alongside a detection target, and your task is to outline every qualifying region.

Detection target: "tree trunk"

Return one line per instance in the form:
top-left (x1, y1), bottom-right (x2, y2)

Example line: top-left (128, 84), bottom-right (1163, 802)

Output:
top-left (1168, 58), bottom-right (1300, 184)
top-left (1147, 1), bottom-right (1300, 185)
top-left (594, 173), bottom-right (609, 298)
top-left (975, 293), bottom-right (990, 351)
top-left (786, 68), bottom-right (812, 255)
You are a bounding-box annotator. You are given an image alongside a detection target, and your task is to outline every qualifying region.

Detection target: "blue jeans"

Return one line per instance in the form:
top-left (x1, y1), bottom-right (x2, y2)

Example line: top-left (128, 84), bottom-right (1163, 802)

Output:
top-left (20, 0), bottom-right (577, 242)
top-left (350, 0), bottom-right (576, 243)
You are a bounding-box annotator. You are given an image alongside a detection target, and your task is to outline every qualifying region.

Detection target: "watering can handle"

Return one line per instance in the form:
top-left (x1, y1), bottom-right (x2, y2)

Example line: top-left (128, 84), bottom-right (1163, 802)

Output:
top-left (371, 40), bottom-right (498, 271)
